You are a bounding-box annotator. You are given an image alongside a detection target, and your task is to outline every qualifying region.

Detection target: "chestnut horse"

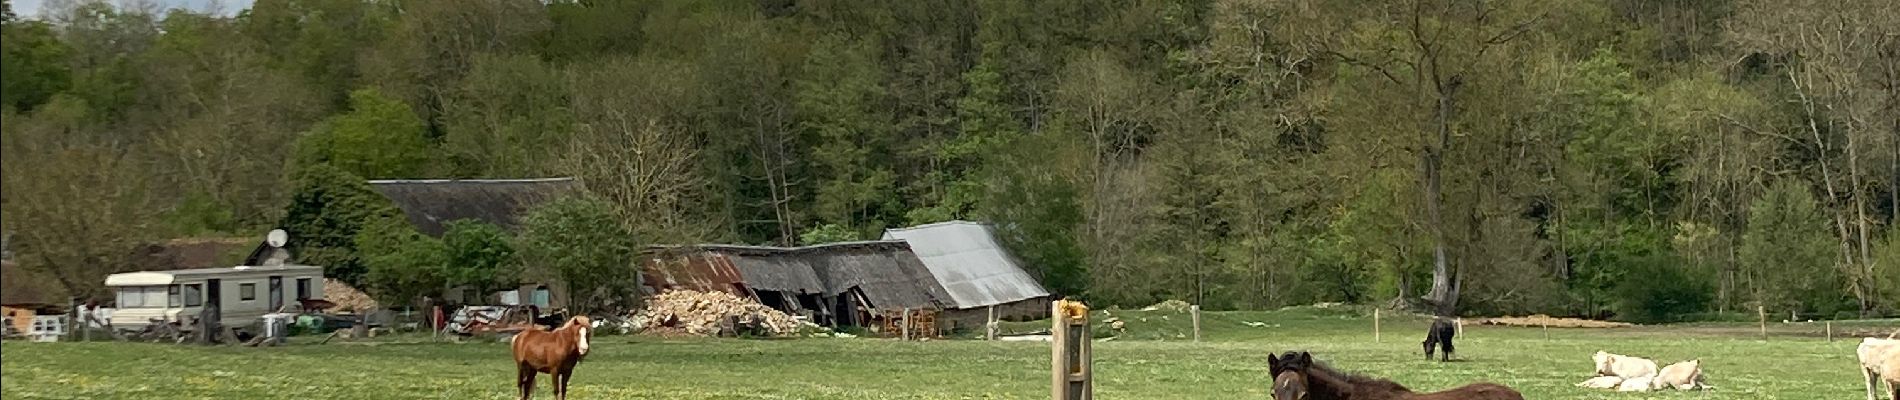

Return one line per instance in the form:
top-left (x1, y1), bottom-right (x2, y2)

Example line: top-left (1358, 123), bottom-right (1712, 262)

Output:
top-left (1270, 351), bottom-right (1523, 400)
top-left (512, 316), bottom-right (593, 400)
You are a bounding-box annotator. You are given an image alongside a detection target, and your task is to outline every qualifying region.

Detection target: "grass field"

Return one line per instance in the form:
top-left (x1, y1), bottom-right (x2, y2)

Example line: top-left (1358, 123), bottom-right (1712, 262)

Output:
top-left (3, 307), bottom-right (1893, 399)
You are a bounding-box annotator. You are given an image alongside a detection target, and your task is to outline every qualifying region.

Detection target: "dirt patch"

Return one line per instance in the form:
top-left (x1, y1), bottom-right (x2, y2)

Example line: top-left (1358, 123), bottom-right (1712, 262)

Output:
top-left (1474, 315), bottom-right (1634, 328)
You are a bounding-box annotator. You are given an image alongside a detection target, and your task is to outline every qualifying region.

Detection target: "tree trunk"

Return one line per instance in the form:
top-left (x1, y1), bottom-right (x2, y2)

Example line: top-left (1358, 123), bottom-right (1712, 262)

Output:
top-left (1423, 88), bottom-right (1457, 316)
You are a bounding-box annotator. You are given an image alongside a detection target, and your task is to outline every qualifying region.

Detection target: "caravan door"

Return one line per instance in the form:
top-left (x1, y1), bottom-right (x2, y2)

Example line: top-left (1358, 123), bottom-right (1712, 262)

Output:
top-left (268, 277), bottom-right (283, 312)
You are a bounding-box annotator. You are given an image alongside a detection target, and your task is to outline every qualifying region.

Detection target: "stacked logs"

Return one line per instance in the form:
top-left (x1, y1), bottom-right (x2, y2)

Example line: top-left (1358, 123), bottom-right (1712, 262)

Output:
top-left (635, 290), bottom-right (807, 337)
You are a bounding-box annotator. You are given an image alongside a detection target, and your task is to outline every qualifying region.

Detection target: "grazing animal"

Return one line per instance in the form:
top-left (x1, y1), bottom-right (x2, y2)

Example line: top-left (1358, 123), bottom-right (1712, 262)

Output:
top-left (1861, 337), bottom-right (1900, 400)
top-left (1592, 351), bottom-right (1658, 378)
top-left (1269, 351), bottom-right (1524, 400)
top-left (1656, 360), bottom-right (1708, 390)
top-left (512, 316), bottom-right (593, 400)
top-left (1575, 376), bottom-right (1623, 389)
top-left (1422, 318), bottom-right (1456, 362)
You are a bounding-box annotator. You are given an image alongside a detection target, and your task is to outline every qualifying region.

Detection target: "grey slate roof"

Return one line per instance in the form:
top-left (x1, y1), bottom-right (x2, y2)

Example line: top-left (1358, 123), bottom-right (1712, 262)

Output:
top-left (367, 178), bottom-right (580, 237)
top-left (882, 221), bottom-right (1051, 309)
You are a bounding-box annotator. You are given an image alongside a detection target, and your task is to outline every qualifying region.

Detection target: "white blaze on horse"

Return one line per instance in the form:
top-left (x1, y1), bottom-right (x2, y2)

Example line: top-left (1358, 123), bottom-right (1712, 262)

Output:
top-left (1862, 336), bottom-right (1900, 400)
top-left (1593, 351), bottom-right (1659, 379)
top-left (512, 316), bottom-right (594, 400)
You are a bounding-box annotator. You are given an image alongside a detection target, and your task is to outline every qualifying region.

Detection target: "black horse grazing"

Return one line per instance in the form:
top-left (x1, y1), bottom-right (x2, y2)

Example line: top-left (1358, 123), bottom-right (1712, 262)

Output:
top-left (1423, 318), bottom-right (1455, 362)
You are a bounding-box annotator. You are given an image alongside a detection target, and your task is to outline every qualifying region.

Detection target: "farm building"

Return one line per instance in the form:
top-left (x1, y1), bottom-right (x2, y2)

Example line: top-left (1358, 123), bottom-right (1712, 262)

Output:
top-left (366, 178), bottom-right (578, 308)
top-left (882, 221), bottom-right (1052, 328)
top-left (2, 258), bottom-right (67, 336)
top-left (103, 264), bottom-right (326, 329)
top-left (641, 240), bottom-right (953, 328)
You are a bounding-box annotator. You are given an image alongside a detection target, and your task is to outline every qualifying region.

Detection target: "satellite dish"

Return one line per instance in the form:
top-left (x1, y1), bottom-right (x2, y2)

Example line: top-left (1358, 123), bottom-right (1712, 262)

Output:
top-left (267, 229), bottom-right (289, 248)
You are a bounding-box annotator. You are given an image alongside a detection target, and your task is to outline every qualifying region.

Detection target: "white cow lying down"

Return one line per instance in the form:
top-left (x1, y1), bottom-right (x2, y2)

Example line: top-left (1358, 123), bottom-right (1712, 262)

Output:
top-left (1575, 376), bottom-right (1623, 389)
top-left (1863, 337), bottom-right (1900, 400)
top-left (1657, 360), bottom-right (1709, 390)
top-left (1582, 351), bottom-right (1710, 392)
top-left (1594, 351), bottom-right (1659, 378)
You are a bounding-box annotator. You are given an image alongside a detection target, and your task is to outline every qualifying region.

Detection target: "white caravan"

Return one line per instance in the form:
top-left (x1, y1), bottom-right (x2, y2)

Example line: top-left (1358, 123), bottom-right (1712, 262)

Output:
top-left (104, 265), bottom-right (325, 329)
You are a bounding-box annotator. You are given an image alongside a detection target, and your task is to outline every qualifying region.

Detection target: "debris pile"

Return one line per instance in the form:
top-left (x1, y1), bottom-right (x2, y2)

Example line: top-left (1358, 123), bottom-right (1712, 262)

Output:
top-left (322, 279), bottom-right (378, 313)
top-left (634, 290), bottom-right (811, 337)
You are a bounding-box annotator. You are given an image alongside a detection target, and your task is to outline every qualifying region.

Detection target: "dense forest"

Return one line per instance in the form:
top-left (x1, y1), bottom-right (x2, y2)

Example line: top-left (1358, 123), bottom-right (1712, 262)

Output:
top-left (4, 0), bottom-right (1899, 320)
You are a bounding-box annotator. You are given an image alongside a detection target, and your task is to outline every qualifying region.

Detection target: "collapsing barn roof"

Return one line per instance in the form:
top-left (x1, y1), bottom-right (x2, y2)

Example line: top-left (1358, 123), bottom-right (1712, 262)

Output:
top-left (367, 178), bottom-right (580, 237)
top-left (882, 221), bottom-right (1051, 309)
top-left (642, 240), bottom-right (952, 311)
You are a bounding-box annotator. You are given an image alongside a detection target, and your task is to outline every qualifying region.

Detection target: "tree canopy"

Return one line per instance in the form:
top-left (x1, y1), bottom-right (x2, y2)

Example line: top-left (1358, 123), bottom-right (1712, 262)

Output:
top-left (3, 0), bottom-right (1898, 318)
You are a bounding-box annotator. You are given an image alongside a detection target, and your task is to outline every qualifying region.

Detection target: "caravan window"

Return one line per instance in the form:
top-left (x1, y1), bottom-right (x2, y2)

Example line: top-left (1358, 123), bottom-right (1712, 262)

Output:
top-left (183, 284), bottom-right (202, 307)
top-left (168, 285), bottom-right (181, 307)
top-left (296, 278), bottom-right (311, 300)
top-left (115, 286), bottom-right (169, 308)
top-left (240, 283), bottom-right (256, 301)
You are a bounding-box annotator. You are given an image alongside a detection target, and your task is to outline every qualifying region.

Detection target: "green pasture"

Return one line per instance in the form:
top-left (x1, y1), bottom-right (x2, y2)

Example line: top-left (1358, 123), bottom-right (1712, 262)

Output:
top-left (3, 307), bottom-right (1891, 399)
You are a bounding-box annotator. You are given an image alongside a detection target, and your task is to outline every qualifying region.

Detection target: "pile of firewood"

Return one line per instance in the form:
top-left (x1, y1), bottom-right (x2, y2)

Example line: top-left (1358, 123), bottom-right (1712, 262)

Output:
top-left (635, 290), bottom-right (807, 337)
top-left (323, 279), bottom-right (378, 313)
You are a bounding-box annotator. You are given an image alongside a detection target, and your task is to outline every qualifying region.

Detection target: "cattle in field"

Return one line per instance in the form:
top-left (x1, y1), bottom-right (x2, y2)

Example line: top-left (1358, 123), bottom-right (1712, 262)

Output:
top-left (1656, 360), bottom-right (1708, 390)
top-left (1575, 376), bottom-right (1622, 389)
top-left (1592, 351), bottom-right (1658, 379)
top-left (1422, 318), bottom-right (1456, 362)
top-left (1862, 337), bottom-right (1900, 400)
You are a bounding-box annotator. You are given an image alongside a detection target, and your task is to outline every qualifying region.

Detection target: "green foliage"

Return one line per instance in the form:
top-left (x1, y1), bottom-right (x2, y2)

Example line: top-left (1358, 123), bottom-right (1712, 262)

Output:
top-left (278, 164), bottom-right (402, 287)
top-left (1611, 251), bottom-right (1716, 324)
top-left (519, 195), bottom-right (640, 312)
top-left (441, 220), bottom-right (520, 296)
top-left (294, 89), bottom-right (435, 179)
top-left (7, 0), bottom-right (1898, 318)
top-left (797, 223), bottom-right (861, 246)
top-left (1, 17), bottom-right (71, 111)
top-left (1741, 179), bottom-right (1852, 315)
top-left (158, 192), bottom-right (239, 236)
top-left (441, 54), bottom-right (573, 177)
top-left (978, 133), bottom-right (1088, 298)
top-left (356, 217), bottom-right (448, 305)
top-left (796, 35), bottom-right (896, 232)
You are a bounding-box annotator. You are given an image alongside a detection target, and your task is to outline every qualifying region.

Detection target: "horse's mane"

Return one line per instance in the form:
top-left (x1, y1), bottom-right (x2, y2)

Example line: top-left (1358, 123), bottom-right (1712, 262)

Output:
top-left (1302, 361), bottom-right (1414, 400)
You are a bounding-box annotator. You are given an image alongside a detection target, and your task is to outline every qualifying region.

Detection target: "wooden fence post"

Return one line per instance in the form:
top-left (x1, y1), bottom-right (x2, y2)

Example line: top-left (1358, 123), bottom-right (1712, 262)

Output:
top-left (987, 305), bottom-right (998, 341)
top-left (1757, 306), bottom-right (1766, 339)
top-left (1052, 300), bottom-right (1092, 400)
top-left (1826, 321), bottom-right (1832, 342)
top-left (902, 307), bottom-right (912, 341)
top-left (1190, 305), bottom-right (1201, 343)
top-left (1373, 308), bottom-right (1380, 343)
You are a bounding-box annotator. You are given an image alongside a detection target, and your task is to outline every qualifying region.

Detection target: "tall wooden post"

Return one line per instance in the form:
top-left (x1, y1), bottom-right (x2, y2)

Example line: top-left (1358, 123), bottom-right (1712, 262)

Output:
top-left (1825, 321), bottom-right (1833, 342)
top-left (1190, 305), bottom-right (1201, 343)
top-left (986, 305), bottom-right (998, 341)
top-left (1373, 308), bottom-right (1381, 343)
top-left (1757, 306), bottom-right (1766, 339)
top-left (902, 307), bottom-right (912, 341)
top-left (1052, 300), bottom-right (1092, 400)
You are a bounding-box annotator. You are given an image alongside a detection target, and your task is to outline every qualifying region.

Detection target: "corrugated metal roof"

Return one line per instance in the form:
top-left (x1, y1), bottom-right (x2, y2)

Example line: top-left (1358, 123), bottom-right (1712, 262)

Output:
top-left (882, 221), bottom-right (1051, 309)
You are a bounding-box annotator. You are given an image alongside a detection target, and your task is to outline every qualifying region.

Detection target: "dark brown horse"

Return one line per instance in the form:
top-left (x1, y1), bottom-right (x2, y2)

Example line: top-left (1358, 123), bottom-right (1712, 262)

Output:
top-left (512, 316), bottom-right (593, 400)
top-left (1270, 351), bottom-right (1523, 400)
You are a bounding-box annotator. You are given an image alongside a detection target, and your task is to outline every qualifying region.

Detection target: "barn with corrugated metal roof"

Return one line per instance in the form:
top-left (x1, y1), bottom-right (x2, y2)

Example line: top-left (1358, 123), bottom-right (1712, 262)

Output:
top-left (882, 220), bottom-right (1053, 327)
top-left (640, 240), bottom-right (953, 329)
